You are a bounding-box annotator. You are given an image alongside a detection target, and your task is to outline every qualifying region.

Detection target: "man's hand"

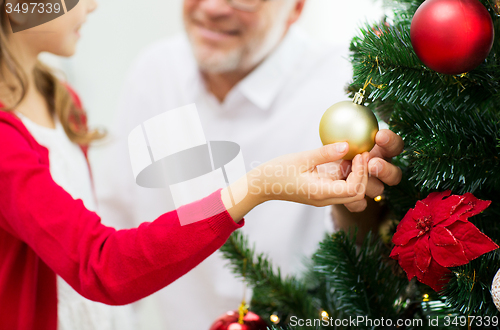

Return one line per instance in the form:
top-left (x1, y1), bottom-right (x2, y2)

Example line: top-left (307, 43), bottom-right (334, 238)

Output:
top-left (344, 129), bottom-right (404, 212)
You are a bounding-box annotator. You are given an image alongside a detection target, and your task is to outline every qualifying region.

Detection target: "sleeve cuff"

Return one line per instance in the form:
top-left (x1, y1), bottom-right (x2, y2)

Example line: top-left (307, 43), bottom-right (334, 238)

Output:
top-left (207, 189), bottom-right (245, 237)
top-left (177, 189), bottom-right (244, 238)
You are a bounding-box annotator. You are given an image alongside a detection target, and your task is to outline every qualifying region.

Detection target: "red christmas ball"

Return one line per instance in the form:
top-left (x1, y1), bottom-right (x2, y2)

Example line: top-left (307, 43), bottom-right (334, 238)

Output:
top-left (410, 0), bottom-right (494, 75)
top-left (209, 310), bottom-right (268, 330)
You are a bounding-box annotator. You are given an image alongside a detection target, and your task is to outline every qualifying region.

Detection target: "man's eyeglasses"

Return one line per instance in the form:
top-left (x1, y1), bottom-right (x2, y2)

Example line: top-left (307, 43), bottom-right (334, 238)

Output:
top-left (226, 0), bottom-right (269, 12)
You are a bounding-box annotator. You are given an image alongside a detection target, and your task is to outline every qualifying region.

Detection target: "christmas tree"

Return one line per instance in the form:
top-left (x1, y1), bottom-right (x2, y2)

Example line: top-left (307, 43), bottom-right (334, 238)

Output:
top-left (220, 0), bottom-right (500, 329)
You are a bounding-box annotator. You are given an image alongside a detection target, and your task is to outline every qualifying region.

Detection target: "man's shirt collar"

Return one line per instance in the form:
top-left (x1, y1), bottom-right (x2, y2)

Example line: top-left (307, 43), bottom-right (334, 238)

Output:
top-left (237, 26), bottom-right (311, 110)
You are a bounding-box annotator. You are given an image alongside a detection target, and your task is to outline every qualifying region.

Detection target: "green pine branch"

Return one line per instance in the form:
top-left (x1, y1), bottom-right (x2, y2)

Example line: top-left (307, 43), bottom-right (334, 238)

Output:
top-left (312, 231), bottom-right (408, 322)
top-left (443, 250), bottom-right (500, 317)
top-left (389, 101), bottom-right (500, 194)
top-left (381, 158), bottom-right (422, 220)
top-left (220, 232), bottom-right (318, 324)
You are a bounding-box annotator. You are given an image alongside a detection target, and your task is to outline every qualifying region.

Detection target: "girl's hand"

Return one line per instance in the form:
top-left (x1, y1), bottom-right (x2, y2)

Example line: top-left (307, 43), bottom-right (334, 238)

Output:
top-left (222, 143), bottom-right (369, 222)
top-left (337, 129), bottom-right (404, 212)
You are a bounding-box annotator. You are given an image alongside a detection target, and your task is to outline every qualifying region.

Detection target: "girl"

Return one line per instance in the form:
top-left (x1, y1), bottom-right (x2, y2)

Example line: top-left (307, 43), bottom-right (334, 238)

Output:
top-left (0, 0), bottom-right (369, 329)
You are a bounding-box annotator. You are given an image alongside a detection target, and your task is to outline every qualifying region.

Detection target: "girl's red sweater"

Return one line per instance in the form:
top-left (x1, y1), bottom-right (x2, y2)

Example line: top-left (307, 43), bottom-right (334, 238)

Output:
top-left (0, 109), bottom-right (244, 330)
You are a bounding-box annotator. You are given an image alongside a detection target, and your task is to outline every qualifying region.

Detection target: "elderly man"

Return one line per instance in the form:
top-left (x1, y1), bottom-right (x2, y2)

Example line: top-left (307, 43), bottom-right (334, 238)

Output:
top-left (95, 0), bottom-right (403, 328)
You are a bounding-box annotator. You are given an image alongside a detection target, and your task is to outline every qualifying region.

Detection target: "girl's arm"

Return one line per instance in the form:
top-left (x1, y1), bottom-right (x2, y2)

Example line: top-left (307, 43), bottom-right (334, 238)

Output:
top-left (0, 121), bottom-right (242, 305)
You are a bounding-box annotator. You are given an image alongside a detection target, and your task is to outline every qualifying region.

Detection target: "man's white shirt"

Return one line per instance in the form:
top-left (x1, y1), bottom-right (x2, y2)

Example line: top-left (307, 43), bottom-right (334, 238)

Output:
top-left (94, 25), bottom-right (353, 329)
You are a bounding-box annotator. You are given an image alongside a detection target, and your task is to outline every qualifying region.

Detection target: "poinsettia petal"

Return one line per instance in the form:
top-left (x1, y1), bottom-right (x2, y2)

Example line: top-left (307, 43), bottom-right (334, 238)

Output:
top-left (460, 193), bottom-right (491, 218)
top-left (393, 229), bottom-right (421, 246)
top-left (390, 238), bottom-right (418, 280)
top-left (416, 259), bottom-right (452, 292)
top-left (424, 190), bottom-right (451, 209)
top-left (415, 236), bottom-right (432, 273)
top-left (432, 195), bottom-right (464, 225)
top-left (452, 194), bottom-right (475, 217)
top-left (446, 221), bottom-right (499, 261)
top-left (393, 209), bottom-right (419, 246)
top-left (438, 213), bottom-right (464, 227)
top-left (389, 246), bottom-right (399, 259)
top-left (429, 232), bottom-right (468, 267)
top-left (439, 200), bottom-right (488, 227)
top-left (413, 201), bottom-right (431, 221)
top-left (430, 226), bottom-right (457, 246)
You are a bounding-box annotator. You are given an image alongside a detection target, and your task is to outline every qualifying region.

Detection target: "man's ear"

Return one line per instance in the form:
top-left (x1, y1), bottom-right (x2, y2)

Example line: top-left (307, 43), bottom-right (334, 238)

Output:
top-left (287, 0), bottom-right (306, 26)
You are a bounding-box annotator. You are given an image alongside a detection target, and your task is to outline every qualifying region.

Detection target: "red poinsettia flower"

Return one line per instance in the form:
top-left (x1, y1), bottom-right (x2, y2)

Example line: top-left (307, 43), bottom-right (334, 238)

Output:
top-left (390, 191), bottom-right (498, 291)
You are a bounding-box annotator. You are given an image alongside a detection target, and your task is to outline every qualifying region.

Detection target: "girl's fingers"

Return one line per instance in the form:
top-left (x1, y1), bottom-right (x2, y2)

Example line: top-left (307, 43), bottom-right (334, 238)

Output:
top-left (317, 194), bottom-right (365, 206)
top-left (315, 153), bottom-right (368, 201)
top-left (345, 155), bottom-right (362, 195)
top-left (298, 142), bottom-right (349, 170)
top-left (310, 153), bottom-right (369, 206)
top-left (341, 153), bottom-right (370, 211)
top-left (302, 152), bottom-right (371, 206)
top-left (360, 153), bottom-right (369, 194)
top-left (346, 153), bottom-right (369, 196)
top-left (315, 161), bottom-right (344, 180)
top-left (310, 180), bottom-right (358, 200)
top-left (338, 159), bottom-right (352, 180)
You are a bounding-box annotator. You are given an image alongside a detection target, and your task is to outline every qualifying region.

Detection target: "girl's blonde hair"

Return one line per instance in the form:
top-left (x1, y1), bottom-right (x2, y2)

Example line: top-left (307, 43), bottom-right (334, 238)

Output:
top-left (0, 0), bottom-right (103, 145)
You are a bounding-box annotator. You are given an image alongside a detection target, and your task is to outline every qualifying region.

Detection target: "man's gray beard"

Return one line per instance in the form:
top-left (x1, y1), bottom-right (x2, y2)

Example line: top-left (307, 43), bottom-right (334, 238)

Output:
top-left (191, 43), bottom-right (247, 74)
top-left (187, 11), bottom-right (289, 75)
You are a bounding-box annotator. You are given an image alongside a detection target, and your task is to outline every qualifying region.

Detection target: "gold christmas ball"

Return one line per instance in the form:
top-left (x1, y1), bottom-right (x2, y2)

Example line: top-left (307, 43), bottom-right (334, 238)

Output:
top-left (319, 101), bottom-right (379, 160)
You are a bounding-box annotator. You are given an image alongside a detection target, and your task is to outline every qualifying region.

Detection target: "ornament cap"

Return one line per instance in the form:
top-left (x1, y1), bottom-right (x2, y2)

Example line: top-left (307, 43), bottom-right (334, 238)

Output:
top-left (353, 88), bottom-right (366, 105)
